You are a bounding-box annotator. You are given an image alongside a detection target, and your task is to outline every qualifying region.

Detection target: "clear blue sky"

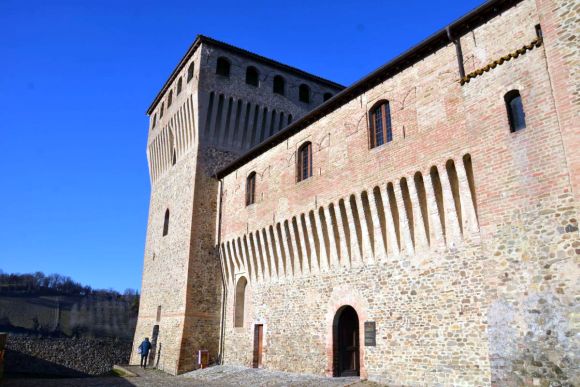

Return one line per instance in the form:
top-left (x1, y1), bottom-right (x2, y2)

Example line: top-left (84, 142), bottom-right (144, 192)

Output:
top-left (0, 0), bottom-right (484, 292)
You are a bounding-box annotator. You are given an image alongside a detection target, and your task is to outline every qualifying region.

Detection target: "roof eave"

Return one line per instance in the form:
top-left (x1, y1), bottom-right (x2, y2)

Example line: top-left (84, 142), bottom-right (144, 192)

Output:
top-left (145, 35), bottom-right (347, 115)
top-left (214, 0), bottom-right (524, 179)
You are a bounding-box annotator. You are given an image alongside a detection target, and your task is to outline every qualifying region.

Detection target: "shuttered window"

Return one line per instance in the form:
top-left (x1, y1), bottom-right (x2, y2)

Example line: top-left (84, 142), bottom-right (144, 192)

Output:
top-left (297, 142), bottom-right (312, 182)
top-left (246, 172), bottom-right (256, 206)
top-left (369, 101), bottom-right (392, 148)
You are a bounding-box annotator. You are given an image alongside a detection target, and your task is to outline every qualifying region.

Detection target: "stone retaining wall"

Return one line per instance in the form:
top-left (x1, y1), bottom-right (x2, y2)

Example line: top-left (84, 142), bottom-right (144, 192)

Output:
top-left (5, 335), bottom-right (132, 377)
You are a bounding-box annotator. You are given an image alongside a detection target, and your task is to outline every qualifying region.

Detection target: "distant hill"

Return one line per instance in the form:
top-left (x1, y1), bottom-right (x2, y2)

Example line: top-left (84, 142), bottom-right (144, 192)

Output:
top-left (0, 271), bottom-right (138, 340)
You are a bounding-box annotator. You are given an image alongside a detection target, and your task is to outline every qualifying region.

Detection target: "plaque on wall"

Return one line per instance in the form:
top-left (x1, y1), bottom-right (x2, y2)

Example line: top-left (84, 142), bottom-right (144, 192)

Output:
top-left (364, 321), bottom-right (376, 346)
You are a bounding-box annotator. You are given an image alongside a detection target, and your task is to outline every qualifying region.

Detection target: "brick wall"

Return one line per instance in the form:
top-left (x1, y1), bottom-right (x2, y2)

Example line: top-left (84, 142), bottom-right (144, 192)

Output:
top-left (218, 0), bottom-right (579, 385)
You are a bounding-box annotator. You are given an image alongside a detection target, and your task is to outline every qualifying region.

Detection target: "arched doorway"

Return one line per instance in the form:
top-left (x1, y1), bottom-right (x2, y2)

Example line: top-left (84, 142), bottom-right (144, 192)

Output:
top-left (333, 305), bottom-right (360, 377)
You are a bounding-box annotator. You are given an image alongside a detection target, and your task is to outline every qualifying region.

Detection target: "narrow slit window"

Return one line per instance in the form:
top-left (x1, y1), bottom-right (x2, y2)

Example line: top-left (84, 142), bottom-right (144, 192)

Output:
top-left (246, 172), bottom-right (256, 206)
top-left (505, 90), bottom-right (526, 132)
top-left (369, 101), bottom-right (392, 148)
top-left (162, 209), bottom-right (170, 236)
top-left (176, 78), bottom-right (182, 95)
top-left (167, 90), bottom-right (173, 107)
top-left (297, 142), bottom-right (312, 182)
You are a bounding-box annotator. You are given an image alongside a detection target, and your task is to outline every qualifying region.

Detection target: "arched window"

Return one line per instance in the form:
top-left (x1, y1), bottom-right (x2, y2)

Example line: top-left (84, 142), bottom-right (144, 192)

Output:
top-left (246, 172), bottom-right (256, 206)
top-left (216, 57), bottom-right (230, 77)
top-left (245, 66), bottom-right (259, 87)
top-left (176, 77), bottom-right (182, 95)
top-left (504, 90), bottom-right (526, 132)
top-left (297, 142), bottom-right (312, 182)
top-left (299, 84), bottom-right (310, 103)
top-left (187, 62), bottom-right (195, 82)
top-left (369, 101), bottom-right (392, 148)
top-left (160, 102), bottom-right (164, 118)
top-left (273, 75), bottom-right (285, 95)
top-left (152, 113), bottom-right (157, 128)
top-left (323, 92), bottom-right (333, 102)
top-left (162, 209), bottom-right (170, 236)
top-left (234, 276), bottom-right (247, 327)
top-left (167, 90), bottom-right (173, 107)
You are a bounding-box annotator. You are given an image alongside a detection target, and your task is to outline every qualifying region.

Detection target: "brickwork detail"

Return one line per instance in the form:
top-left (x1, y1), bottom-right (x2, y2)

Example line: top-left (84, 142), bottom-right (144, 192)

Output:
top-left (220, 154), bottom-right (478, 285)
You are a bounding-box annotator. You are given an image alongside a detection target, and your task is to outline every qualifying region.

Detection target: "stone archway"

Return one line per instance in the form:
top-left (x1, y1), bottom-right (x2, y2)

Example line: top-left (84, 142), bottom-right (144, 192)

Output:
top-left (325, 286), bottom-right (368, 379)
top-left (333, 305), bottom-right (360, 377)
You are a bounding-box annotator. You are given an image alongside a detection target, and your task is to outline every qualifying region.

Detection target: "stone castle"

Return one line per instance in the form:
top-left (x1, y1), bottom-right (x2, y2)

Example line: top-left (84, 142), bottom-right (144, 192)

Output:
top-left (131, 0), bottom-right (579, 384)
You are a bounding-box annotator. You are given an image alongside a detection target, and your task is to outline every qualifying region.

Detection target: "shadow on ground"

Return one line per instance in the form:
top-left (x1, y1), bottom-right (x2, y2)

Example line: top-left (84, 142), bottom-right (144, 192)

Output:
top-left (5, 349), bottom-right (89, 378)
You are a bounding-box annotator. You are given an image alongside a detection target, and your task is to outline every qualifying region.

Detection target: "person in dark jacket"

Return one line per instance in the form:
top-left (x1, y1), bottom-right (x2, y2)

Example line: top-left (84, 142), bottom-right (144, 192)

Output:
top-left (138, 337), bottom-right (152, 368)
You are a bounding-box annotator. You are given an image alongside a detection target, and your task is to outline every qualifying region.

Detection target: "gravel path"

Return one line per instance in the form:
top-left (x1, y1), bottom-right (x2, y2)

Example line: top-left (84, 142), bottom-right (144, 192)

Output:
top-left (3, 365), bottom-right (383, 387)
top-left (180, 365), bottom-right (361, 386)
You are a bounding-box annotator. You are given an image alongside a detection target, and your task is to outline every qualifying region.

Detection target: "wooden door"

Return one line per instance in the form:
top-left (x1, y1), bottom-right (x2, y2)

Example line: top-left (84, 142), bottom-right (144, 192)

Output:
top-left (337, 307), bottom-right (360, 377)
top-left (252, 324), bottom-right (263, 368)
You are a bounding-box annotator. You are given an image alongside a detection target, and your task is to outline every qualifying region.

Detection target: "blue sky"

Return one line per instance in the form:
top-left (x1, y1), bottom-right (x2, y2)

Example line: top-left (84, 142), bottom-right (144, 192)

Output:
top-left (0, 0), bottom-right (484, 292)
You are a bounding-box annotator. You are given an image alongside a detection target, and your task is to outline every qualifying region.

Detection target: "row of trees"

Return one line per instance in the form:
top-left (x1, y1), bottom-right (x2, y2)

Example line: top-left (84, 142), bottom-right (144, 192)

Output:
top-left (0, 270), bottom-right (139, 300)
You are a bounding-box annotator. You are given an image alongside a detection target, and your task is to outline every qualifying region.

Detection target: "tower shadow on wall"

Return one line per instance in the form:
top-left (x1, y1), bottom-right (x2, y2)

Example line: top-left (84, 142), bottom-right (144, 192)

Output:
top-left (155, 343), bottom-right (162, 369)
top-left (148, 325), bottom-right (160, 368)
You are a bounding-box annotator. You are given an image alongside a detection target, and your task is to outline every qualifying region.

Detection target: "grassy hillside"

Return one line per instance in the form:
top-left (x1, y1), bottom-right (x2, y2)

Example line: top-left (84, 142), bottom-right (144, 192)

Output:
top-left (0, 294), bottom-right (137, 339)
top-left (0, 271), bottom-right (138, 340)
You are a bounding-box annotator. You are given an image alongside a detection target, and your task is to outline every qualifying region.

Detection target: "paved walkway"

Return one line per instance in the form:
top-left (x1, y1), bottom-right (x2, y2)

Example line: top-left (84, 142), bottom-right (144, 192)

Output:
top-left (180, 365), bottom-right (362, 386)
top-left (2, 365), bottom-right (382, 386)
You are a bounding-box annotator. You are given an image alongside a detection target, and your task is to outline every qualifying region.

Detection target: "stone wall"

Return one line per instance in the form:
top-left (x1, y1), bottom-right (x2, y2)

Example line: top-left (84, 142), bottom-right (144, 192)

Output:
top-left (221, 197), bottom-right (578, 386)
top-left (5, 335), bottom-right (131, 377)
top-left (133, 36), bottom-right (343, 375)
top-left (133, 0), bottom-right (579, 384)
top-left (218, 0), bottom-right (579, 385)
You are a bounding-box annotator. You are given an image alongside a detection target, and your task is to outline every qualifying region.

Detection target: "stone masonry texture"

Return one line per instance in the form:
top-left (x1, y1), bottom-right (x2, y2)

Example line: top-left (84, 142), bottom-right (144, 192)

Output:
top-left (6, 336), bottom-right (131, 377)
top-left (133, 0), bottom-right (579, 385)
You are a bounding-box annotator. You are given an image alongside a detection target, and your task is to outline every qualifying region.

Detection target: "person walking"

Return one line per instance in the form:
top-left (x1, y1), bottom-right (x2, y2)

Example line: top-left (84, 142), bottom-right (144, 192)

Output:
top-left (138, 337), bottom-right (152, 368)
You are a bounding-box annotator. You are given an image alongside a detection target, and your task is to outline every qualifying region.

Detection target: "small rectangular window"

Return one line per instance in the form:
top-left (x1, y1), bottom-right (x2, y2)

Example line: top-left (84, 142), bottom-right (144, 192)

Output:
top-left (505, 90), bottom-right (526, 133)
top-left (246, 173), bottom-right (256, 206)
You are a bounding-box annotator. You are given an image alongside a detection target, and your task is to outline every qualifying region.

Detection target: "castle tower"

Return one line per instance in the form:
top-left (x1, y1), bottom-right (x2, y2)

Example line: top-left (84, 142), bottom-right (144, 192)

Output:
top-left (131, 35), bottom-right (343, 374)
